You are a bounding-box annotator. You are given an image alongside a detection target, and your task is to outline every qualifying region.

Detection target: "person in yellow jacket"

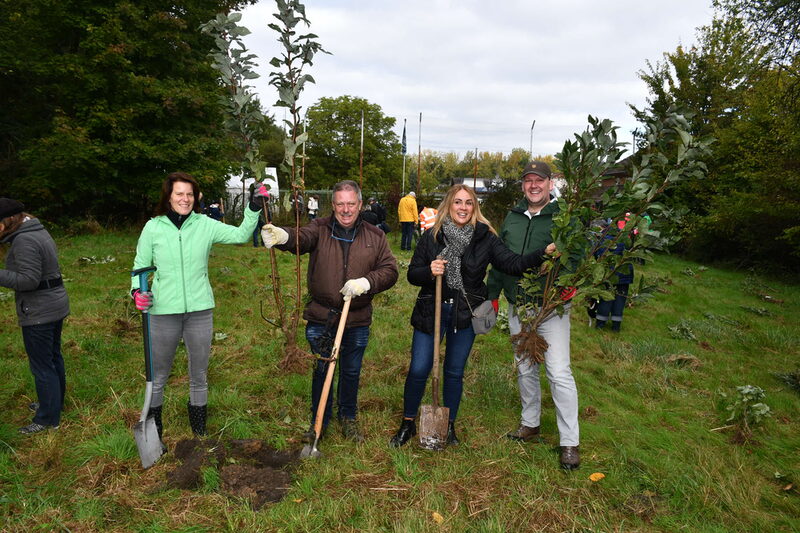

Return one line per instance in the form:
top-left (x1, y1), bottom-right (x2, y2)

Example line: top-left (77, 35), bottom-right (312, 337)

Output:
top-left (397, 191), bottom-right (417, 251)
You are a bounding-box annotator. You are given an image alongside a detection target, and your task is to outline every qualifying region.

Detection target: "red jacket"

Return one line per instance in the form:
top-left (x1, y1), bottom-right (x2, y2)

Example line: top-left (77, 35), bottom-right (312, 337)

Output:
top-left (277, 216), bottom-right (398, 327)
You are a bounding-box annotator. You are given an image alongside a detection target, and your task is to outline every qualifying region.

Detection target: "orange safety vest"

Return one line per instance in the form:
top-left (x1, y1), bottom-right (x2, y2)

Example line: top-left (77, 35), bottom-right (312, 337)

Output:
top-left (419, 207), bottom-right (438, 232)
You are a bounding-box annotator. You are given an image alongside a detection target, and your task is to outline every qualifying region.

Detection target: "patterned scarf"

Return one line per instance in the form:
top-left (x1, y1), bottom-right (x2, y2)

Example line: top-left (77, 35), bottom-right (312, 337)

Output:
top-left (441, 217), bottom-right (474, 292)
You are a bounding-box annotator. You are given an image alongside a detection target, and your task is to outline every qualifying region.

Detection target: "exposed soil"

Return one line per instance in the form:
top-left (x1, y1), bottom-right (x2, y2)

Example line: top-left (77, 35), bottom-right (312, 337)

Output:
top-left (167, 438), bottom-right (299, 509)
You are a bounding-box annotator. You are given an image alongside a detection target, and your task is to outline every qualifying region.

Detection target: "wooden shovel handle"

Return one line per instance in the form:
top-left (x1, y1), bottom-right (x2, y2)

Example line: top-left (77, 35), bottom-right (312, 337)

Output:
top-left (312, 296), bottom-right (353, 439)
top-left (432, 273), bottom-right (442, 409)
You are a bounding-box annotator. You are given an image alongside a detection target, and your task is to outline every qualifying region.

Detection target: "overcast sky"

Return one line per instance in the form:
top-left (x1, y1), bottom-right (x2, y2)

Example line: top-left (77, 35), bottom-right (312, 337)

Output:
top-left (240, 0), bottom-right (716, 159)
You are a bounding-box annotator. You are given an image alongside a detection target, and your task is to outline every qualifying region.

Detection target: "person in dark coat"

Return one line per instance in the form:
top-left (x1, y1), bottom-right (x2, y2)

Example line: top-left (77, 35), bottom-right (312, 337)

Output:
top-left (0, 199), bottom-right (70, 434)
top-left (389, 184), bottom-right (555, 447)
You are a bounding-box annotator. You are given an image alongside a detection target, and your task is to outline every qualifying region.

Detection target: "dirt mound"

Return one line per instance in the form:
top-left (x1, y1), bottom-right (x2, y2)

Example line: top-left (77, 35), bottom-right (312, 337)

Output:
top-left (167, 438), bottom-right (299, 509)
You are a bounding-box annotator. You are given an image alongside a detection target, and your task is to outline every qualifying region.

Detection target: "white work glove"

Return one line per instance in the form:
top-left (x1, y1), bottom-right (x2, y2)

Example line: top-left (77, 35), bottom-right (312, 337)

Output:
top-left (261, 224), bottom-right (288, 248)
top-left (340, 277), bottom-right (371, 297)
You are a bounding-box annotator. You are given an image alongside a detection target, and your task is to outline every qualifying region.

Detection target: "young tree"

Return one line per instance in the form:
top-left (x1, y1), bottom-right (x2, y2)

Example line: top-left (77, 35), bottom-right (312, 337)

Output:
top-left (514, 111), bottom-right (712, 362)
top-left (268, 0), bottom-right (329, 371)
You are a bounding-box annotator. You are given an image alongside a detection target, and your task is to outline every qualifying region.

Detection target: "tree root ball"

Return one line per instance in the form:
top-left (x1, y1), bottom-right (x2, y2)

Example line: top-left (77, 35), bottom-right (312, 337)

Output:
top-left (511, 326), bottom-right (549, 364)
top-left (279, 344), bottom-right (312, 374)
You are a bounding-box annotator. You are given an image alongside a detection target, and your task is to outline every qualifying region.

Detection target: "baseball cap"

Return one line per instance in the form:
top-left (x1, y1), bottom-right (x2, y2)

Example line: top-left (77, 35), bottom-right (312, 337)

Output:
top-left (521, 161), bottom-right (552, 180)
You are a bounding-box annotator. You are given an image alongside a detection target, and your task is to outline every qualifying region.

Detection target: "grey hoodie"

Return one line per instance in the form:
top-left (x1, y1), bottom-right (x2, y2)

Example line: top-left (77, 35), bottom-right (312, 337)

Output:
top-left (0, 217), bottom-right (70, 326)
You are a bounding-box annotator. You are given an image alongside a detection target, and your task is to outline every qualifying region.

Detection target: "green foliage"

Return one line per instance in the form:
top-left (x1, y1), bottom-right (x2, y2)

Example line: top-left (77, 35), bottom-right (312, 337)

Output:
top-left (0, 0), bottom-right (257, 222)
top-left (518, 110), bottom-right (712, 329)
top-left (634, 9), bottom-right (800, 270)
top-left (305, 96), bottom-right (402, 191)
top-left (267, 0), bottom-right (329, 186)
top-left (722, 385), bottom-right (772, 434)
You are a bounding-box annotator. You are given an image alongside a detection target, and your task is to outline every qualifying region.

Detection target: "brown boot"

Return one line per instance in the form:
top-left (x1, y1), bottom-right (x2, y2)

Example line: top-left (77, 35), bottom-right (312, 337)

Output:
top-left (560, 446), bottom-right (580, 470)
top-left (505, 424), bottom-right (540, 442)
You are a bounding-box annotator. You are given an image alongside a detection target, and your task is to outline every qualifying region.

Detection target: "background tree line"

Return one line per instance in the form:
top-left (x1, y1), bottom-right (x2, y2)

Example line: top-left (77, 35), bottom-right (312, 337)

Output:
top-left (1, 1), bottom-right (798, 270)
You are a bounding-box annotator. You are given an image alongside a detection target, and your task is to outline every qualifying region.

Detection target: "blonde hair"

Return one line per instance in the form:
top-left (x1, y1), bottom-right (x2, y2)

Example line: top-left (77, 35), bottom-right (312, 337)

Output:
top-left (431, 184), bottom-right (496, 239)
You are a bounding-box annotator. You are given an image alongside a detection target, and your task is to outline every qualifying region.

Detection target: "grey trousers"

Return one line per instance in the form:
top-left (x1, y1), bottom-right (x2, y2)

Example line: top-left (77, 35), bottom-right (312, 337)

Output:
top-left (508, 304), bottom-right (579, 446)
top-left (148, 309), bottom-right (213, 407)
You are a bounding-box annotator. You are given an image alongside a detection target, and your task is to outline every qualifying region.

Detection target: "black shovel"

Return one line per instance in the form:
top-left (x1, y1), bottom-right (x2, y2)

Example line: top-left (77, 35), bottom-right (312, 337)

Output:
top-left (131, 266), bottom-right (165, 469)
top-left (300, 295), bottom-right (352, 459)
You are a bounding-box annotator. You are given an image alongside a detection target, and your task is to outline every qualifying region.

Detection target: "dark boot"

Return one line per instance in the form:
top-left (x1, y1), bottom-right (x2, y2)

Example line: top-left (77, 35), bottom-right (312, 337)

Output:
top-left (611, 321), bottom-right (621, 332)
top-left (187, 402), bottom-right (207, 436)
top-left (148, 404), bottom-right (164, 440)
top-left (595, 319), bottom-right (606, 329)
top-left (389, 419), bottom-right (417, 448)
top-left (446, 421), bottom-right (459, 446)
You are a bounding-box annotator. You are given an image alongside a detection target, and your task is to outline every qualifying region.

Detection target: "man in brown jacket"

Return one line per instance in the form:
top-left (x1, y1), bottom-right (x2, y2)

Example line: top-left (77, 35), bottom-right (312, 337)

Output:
top-left (261, 180), bottom-right (398, 442)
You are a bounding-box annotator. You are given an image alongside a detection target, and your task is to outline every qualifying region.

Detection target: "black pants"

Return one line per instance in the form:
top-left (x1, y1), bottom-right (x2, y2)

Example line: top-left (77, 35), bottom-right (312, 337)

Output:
top-left (22, 319), bottom-right (66, 426)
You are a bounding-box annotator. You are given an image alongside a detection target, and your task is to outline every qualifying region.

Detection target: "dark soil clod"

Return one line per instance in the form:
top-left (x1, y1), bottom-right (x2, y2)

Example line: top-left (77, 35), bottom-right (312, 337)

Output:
top-left (167, 438), bottom-right (300, 509)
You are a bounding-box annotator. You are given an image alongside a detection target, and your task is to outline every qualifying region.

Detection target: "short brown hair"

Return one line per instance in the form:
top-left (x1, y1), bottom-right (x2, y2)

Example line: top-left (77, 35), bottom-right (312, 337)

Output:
top-left (155, 172), bottom-right (202, 216)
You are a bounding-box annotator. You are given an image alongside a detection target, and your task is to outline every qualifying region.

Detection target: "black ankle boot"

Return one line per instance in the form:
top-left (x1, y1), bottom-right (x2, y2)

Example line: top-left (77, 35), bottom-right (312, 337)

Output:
top-left (187, 403), bottom-right (207, 436)
top-left (595, 319), bottom-right (606, 329)
top-left (446, 421), bottom-right (459, 446)
top-left (611, 321), bottom-right (621, 332)
top-left (389, 419), bottom-right (416, 448)
top-left (147, 404), bottom-right (164, 440)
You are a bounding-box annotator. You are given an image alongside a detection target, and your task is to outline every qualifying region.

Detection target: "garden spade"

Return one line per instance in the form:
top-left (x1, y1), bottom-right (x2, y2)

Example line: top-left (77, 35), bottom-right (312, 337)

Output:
top-left (419, 273), bottom-right (449, 450)
top-left (300, 295), bottom-right (352, 459)
top-left (131, 266), bottom-right (164, 469)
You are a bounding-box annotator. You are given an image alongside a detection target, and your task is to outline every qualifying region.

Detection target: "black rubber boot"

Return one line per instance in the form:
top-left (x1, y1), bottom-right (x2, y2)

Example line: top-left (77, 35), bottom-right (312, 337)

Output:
top-left (611, 321), bottom-right (621, 332)
top-left (595, 320), bottom-right (606, 329)
top-left (148, 404), bottom-right (164, 440)
top-left (389, 419), bottom-right (417, 448)
top-left (447, 421), bottom-right (459, 446)
top-left (187, 402), bottom-right (207, 436)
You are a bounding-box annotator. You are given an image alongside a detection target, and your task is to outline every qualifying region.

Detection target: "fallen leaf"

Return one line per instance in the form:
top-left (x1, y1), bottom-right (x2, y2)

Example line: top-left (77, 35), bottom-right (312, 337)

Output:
top-left (432, 511), bottom-right (444, 524)
top-left (783, 484), bottom-right (793, 492)
top-left (589, 472), bottom-right (605, 482)
top-left (293, 498), bottom-right (304, 503)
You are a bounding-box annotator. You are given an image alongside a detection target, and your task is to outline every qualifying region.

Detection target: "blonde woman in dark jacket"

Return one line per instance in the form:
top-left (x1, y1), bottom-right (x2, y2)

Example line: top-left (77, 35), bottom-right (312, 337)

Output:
top-left (389, 185), bottom-right (555, 447)
top-left (0, 199), bottom-right (70, 434)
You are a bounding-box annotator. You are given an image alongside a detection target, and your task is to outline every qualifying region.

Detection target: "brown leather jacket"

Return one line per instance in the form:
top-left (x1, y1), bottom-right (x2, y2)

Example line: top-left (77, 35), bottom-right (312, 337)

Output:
top-left (276, 216), bottom-right (398, 327)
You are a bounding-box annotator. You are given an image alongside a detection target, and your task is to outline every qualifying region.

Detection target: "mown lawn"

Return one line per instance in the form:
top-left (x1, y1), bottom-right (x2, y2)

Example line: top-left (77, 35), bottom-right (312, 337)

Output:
top-left (0, 227), bottom-right (798, 532)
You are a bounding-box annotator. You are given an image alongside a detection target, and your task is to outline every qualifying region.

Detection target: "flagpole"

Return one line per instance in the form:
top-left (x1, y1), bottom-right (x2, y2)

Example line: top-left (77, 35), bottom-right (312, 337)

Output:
top-left (401, 118), bottom-right (407, 194)
top-left (416, 112), bottom-right (422, 197)
top-left (359, 109), bottom-right (365, 189)
top-left (473, 147), bottom-right (478, 188)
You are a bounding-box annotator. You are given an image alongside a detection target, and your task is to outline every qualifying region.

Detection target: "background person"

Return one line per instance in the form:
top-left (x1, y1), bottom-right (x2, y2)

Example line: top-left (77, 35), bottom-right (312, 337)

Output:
top-left (130, 172), bottom-right (266, 442)
top-left (389, 184), bottom-right (554, 448)
top-left (307, 194), bottom-right (319, 220)
top-left (487, 161), bottom-right (581, 470)
top-left (397, 191), bottom-right (418, 251)
top-left (0, 198), bottom-right (70, 434)
top-left (261, 180), bottom-right (398, 442)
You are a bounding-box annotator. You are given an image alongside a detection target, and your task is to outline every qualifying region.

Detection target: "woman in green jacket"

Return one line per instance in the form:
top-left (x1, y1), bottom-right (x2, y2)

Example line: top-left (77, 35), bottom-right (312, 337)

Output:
top-left (131, 172), bottom-right (265, 441)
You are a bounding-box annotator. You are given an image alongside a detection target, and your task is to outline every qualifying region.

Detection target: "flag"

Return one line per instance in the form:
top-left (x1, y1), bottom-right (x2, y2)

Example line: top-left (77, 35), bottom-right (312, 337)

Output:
top-left (401, 120), bottom-right (407, 155)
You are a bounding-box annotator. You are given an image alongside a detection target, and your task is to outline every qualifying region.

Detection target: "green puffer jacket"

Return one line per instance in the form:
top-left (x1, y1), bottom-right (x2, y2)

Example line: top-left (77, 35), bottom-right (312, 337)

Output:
top-left (131, 208), bottom-right (259, 315)
top-left (487, 197), bottom-right (559, 305)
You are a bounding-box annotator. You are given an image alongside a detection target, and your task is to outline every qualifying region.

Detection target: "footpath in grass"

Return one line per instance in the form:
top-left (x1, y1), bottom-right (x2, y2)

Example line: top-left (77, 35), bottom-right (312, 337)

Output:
top-left (0, 229), bottom-right (798, 532)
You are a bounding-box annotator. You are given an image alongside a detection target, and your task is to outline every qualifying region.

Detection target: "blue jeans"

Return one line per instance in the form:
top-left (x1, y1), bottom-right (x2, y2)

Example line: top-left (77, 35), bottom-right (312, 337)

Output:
top-left (596, 284), bottom-right (630, 323)
top-left (22, 319), bottom-right (66, 427)
top-left (306, 322), bottom-right (370, 427)
top-left (400, 222), bottom-right (415, 250)
top-left (402, 303), bottom-right (476, 422)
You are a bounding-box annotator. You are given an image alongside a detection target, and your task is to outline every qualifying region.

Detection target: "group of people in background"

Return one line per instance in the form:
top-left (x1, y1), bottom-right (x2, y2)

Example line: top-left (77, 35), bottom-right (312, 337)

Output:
top-left (3, 160), bottom-right (647, 471)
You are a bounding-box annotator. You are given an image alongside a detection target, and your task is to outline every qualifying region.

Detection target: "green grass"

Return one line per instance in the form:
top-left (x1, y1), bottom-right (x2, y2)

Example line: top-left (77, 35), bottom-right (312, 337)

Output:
top-left (0, 228), bottom-right (798, 532)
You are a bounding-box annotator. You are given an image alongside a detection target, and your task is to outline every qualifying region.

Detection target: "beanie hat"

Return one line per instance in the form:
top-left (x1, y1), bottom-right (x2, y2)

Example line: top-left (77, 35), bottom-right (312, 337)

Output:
top-left (0, 198), bottom-right (24, 219)
top-left (521, 161), bottom-right (552, 180)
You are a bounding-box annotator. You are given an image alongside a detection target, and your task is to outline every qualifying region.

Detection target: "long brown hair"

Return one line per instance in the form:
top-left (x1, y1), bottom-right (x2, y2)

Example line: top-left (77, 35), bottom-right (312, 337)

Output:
top-left (155, 172), bottom-right (202, 216)
top-left (431, 184), bottom-right (496, 239)
top-left (0, 212), bottom-right (28, 240)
